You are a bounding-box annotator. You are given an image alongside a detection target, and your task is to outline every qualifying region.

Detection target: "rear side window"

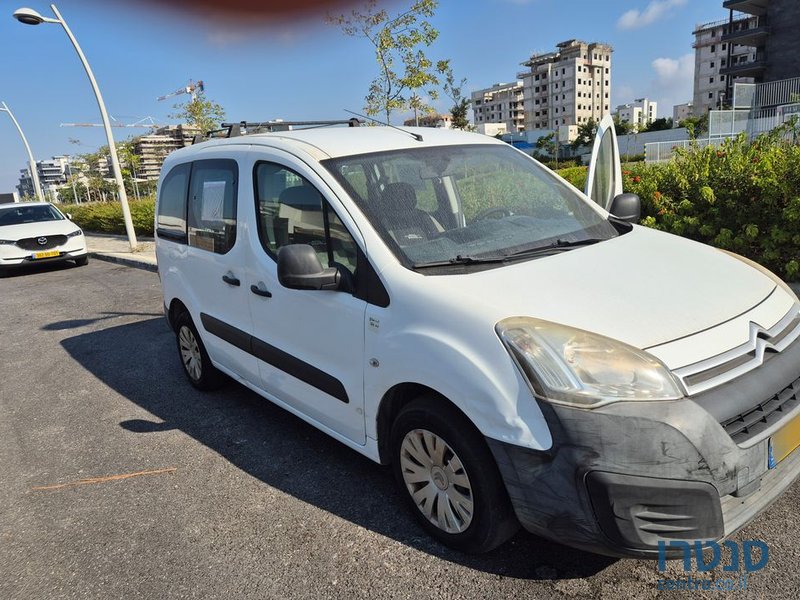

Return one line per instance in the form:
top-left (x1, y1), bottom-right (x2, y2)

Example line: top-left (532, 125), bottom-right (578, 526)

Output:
top-left (156, 163), bottom-right (190, 241)
top-left (187, 159), bottom-right (238, 254)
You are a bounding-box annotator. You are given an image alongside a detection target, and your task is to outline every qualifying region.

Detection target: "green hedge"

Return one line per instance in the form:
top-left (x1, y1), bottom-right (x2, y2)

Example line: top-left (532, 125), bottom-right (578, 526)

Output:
top-left (551, 128), bottom-right (800, 281)
top-left (627, 130), bottom-right (800, 281)
top-left (69, 198), bottom-right (155, 237)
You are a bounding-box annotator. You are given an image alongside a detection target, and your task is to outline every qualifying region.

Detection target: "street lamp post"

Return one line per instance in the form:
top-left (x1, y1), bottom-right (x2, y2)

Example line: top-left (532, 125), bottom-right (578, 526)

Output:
top-left (0, 101), bottom-right (44, 201)
top-left (13, 4), bottom-right (137, 250)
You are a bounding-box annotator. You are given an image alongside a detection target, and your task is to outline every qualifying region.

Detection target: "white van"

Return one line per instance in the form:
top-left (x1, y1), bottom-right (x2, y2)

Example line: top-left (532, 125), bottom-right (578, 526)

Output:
top-left (155, 117), bottom-right (800, 557)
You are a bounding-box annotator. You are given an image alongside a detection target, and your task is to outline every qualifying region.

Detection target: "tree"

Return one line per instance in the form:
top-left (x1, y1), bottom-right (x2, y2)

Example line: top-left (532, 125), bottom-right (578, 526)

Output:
top-left (642, 117), bottom-right (673, 132)
top-left (169, 90), bottom-right (226, 134)
top-left (679, 113), bottom-right (709, 139)
top-left (439, 62), bottom-right (471, 130)
top-left (571, 118), bottom-right (597, 150)
top-left (328, 0), bottom-right (442, 124)
top-left (613, 116), bottom-right (632, 136)
top-left (535, 132), bottom-right (557, 158)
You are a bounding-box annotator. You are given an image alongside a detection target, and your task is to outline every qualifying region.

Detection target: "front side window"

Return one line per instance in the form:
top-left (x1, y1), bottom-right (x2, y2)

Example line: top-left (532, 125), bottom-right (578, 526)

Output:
top-left (254, 162), bottom-right (358, 275)
top-left (324, 144), bottom-right (618, 269)
top-left (187, 159), bottom-right (238, 254)
top-left (156, 163), bottom-right (190, 241)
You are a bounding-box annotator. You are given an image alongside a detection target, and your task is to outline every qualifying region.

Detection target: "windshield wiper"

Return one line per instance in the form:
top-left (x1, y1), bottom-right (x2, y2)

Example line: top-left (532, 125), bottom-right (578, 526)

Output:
top-left (503, 238), bottom-right (606, 259)
top-left (412, 254), bottom-right (507, 269)
top-left (412, 239), bottom-right (608, 269)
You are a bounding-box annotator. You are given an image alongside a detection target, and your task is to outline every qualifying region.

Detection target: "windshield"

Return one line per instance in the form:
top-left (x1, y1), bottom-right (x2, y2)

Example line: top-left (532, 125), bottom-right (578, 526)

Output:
top-left (0, 204), bottom-right (65, 227)
top-left (323, 144), bottom-right (618, 268)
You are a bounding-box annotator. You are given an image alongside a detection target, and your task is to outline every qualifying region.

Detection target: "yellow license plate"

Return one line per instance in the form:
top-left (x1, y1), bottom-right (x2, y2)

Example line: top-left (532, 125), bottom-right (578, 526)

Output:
top-left (33, 250), bottom-right (60, 259)
top-left (769, 412), bottom-right (800, 468)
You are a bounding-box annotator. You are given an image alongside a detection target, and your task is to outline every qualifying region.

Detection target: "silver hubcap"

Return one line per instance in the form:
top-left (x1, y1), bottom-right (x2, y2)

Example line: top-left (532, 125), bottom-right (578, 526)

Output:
top-left (178, 325), bottom-right (202, 381)
top-left (400, 429), bottom-right (474, 534)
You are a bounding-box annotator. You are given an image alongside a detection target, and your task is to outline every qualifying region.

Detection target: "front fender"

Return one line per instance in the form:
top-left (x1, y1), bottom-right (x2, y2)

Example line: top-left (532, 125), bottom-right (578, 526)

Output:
top-left (364, 324), bottom-right (553, 451)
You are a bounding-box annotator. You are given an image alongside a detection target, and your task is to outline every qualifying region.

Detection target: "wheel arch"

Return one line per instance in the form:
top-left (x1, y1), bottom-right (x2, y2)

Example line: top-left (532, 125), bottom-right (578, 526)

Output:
top-left (167, 297), bottom-right (190, 331)
top-left (375, 382), bottom-right (477, 465)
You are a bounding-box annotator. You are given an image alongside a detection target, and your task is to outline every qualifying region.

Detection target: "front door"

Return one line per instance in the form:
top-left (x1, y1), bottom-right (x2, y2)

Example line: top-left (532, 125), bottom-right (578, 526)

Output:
top-left (245, 151), bottom-right (367, 445)
top-left (584, 114), bottom-right (624, 210)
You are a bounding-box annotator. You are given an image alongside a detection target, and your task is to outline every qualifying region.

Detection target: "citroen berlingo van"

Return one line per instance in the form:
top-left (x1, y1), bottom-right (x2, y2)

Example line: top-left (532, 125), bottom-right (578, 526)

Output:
top-left (155, 116), bottom-right (800, 557)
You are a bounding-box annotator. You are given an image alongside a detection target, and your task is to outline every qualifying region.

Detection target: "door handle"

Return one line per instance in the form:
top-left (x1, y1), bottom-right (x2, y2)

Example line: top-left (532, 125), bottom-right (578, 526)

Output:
top-left (222, 274), bottom-right (240, 286)
top-left (250, 284), bottom-right (272, 298)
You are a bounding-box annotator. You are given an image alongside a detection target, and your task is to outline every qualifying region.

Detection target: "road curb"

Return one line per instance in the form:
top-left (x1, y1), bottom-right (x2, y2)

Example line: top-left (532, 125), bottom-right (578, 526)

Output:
top-left (90, 252), bottom-right (158, 273)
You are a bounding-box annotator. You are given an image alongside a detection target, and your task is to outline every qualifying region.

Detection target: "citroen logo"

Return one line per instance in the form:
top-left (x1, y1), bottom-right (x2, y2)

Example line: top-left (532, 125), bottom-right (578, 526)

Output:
top-left (37, 237), bottom-right (48, 246)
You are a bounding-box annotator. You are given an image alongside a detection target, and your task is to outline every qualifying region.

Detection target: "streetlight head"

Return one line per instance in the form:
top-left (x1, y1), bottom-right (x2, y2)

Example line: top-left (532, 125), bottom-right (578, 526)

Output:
top-left (13, 7), bottom-right (46, 25)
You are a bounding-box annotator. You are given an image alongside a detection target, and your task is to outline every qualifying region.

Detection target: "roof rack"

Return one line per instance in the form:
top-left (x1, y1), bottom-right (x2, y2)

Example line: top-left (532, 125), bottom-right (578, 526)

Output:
top-left (191, 118), bottom-right (363, 144)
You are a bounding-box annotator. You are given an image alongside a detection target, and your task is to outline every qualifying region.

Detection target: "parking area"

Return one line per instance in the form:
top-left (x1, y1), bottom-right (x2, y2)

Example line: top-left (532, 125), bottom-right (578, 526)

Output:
top-left (2, 260), bottom-right (800, 599)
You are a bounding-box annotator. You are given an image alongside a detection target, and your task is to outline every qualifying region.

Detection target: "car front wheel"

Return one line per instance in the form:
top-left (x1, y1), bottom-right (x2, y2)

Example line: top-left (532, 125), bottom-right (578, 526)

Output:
top-left (74, 256), bottom-right (89, 267)
top-left (390, 397), bottom-right (519, 553)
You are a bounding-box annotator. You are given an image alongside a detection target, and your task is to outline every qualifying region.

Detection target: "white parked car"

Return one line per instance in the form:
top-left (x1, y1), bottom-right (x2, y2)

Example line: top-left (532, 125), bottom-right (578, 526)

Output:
top-left (0, 202), bottom-right (88, 276)
top-left (155, 116), bottom-right (800, 557)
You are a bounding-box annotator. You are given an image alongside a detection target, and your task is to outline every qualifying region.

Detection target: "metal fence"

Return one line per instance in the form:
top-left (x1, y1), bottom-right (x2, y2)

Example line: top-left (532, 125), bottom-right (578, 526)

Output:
top-left (645, 138), bottom-right (731, 163)
top-left (753, 77), bottom-right (800, 109)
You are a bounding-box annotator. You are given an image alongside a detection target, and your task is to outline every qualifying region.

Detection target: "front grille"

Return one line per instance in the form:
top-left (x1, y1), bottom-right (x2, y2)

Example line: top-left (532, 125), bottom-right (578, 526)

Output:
top-left (674, 307), bottom-right (800, 395)
top-left (16, 235), bottom-right (67, 251)
top-left (721, 377), bottom-right (800, 445)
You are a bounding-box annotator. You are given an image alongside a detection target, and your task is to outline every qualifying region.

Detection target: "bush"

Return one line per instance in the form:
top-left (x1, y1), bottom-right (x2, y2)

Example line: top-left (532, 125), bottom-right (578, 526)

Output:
top-left (69, 197), bottom-right (155, 237)
top-left (555, 165), bottom-right (588, 190)
top-left (626, 128), bottom-right (800, 281)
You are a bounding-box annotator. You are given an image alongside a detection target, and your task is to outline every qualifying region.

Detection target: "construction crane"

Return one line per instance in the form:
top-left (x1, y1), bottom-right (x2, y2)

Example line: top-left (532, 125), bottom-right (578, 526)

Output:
top-left (60, 116), bottom-right (162, 129)
top-left (157, 80), bottom-right (204, 102)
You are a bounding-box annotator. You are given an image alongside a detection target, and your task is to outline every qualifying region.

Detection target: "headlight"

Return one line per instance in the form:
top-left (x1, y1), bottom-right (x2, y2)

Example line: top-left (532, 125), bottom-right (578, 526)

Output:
top-left (66, 229), bottom-right (83, 238)
top-left (719, 249), bottom-right (799, 304)
top-left (496, 317), bottom-right (683, 408)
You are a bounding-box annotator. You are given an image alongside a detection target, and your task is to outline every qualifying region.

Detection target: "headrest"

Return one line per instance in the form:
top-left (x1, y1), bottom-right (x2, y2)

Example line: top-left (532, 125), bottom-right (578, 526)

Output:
top-left (380, 182), bottom-right (418, 212)
top-left (278, 185), bottom-right (322, 211)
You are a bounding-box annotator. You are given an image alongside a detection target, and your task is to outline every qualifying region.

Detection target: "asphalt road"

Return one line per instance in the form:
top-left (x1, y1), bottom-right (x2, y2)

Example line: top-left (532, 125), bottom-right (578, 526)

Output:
top-left (2, 259), bottom-right (799, 599)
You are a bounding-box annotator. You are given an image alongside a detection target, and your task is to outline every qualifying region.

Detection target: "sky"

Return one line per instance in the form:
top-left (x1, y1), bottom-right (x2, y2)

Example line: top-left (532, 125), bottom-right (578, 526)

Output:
top-left (0, 0), bottom-right (726, 192)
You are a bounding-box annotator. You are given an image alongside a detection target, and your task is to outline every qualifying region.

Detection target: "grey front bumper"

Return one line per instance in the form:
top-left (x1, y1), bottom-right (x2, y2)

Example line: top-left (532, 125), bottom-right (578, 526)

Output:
top-left (488, 337), bottom-right (800, 558)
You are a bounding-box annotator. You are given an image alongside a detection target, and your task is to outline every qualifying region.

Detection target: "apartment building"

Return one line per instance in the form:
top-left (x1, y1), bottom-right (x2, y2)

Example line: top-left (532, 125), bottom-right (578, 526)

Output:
top-left (132, 124), bottom-right (200, 180)
top-left (615, 98), bottom-right (658, 131)
top-left (692, 17), bottom-right (758, 115)
top-left (16, 155), bottom-right (79, 201)
top-left (673, 102), bottom-right (694, 125)
top-left (402, 114), bottom-right (453, 128)
top-left (518, 40), bottom-right (612, 131)
top-left (721, 0), bottom-right (800, 84)
top-left (693, 0), bottom-right (800, 116)
top-left (471, 82), bottom-right (525, 133)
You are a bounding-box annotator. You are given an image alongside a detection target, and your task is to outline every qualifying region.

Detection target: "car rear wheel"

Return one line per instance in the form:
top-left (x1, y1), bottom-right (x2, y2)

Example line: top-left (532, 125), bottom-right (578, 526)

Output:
top-left (174, 311), bottom-right (226, 390)
top-left (390, 397), bottom-right (519, 553)
top-left (74, 256), bottom-right (89, 267)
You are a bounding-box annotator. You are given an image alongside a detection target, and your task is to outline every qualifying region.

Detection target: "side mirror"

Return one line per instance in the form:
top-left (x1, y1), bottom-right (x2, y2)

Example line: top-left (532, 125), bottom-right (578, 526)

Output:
top-left (277, 244), bottom-right (341, 291)
top-left (609, 193), bottom-right (641, 223)
top-left (66, 213), bottom-right (73, 220)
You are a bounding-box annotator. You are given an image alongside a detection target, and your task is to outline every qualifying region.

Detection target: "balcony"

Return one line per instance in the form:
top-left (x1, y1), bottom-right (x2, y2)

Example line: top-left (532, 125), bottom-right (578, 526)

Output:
top-left (723, 0), bottom-right (769, 16)
top-left (720, 55), bottom-right (768, 78)
top-left (722, 20), bottom-right (769, 46)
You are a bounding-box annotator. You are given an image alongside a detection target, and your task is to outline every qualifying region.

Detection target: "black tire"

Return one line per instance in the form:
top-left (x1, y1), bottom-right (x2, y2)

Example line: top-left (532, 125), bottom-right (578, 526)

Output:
top-left (74, 256), bottom-right (89, 267)
top-left (390, 396), bottom-right (520, 553)
top-left (174, 311), bottom-right (226, 390)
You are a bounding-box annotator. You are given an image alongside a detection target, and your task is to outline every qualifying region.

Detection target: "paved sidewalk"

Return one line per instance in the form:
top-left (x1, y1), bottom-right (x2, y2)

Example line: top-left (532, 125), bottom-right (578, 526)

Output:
top-left (84, 232), bottom-right (157, 272)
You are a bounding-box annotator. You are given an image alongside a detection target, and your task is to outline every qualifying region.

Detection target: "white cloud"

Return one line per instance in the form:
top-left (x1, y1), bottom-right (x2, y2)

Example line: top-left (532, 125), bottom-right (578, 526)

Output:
top-left (618, 0), bottom-right (687, 30)
top-left (648, 53), bottom-right (694, 114)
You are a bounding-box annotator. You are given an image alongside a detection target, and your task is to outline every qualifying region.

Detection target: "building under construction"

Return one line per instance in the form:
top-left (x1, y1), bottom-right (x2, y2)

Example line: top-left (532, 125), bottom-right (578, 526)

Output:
top-left (132, 124), bottom-right (200, 180)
